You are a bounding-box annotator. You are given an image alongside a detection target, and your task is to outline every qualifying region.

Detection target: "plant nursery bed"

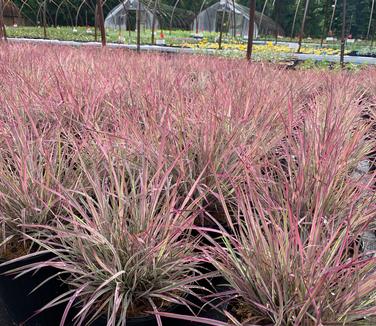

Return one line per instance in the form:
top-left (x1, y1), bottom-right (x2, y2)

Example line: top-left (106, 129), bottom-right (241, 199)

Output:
top-left (0, 43), bottom-right (375, 326)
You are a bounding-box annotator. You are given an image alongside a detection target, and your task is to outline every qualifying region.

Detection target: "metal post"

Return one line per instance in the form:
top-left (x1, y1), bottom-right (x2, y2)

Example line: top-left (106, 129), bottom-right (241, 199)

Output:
top-left (97, 0), bottom-right (106, 46)
top-left (12, 4), bottom-right (15, 25)
top-left (274, 0), bottom-right (279, 44)
top-left (170, 0), bottom-right (181, 35)
top-left (260, 0), bottom-right (269, 38)
top-left (0, 0), bottom-right (6, 41)
top-left (232, 0), bottom-right (236, 38)
top-left (218, 0), bottom-right (228, 50)
top-left (367, 0), bottom-right (375, 39)
top-left (297, 0), bottom-right (310, 53)
top-left (94, 4), bottom-right (98, 42)
top-left (151, 0), bottom-right (158, 44)
top-left (340, 0), bottom-right (347, 68)
top-left (291, 0), bottom-right (302, 40)
top-left (118, 14), bottom-right (121, 40)
top-left (320, 0), bottom-right (330, 47)
top-left (329, 0), bottom-right (338, 33)
top-left (246, 0), bottom-right (256, 61)
top-left (43, 0), bottom-right (47, 39)
top-left (137, 0), bottom-right (141, 52)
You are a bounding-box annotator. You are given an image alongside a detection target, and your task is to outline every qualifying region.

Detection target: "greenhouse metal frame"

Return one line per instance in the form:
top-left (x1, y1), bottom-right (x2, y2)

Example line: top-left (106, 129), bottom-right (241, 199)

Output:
top-left (105, 0), bottom-right (159, 31)
top-left (193, 0), bottom-right (259, 38)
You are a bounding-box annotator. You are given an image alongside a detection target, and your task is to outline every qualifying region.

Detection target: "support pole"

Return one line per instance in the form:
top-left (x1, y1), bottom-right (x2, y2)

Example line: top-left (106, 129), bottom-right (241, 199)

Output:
top-left (320, 0), bottom-right (330, 47)
top-left (297, 0), bottom-right (310, 53)
top-left (137, 0), bottom-right (141, 52)
top-left (260, 0), bottom-right (269, 38)
top-left (232, 0), bottom-right (236, 38)
top-left (97, 0), bottom-right (106, 46)
top-left (0, 0), bottom-right (7, 41)
top-left (218, 0), bottom-right (228, 50)
top-left (43, 0), bottom-right (47, 39)
top-left (367, 0), bottom-right (375, 39)
top-left (170, 0), bottom-right (180, 35)
top-left (151, 0), bottom-right (158, 44)
top-left (274, 0), bottom-right (279, 44)
top-left (94, 4), bottom-right (98, 42)
top-left (291, 0), bottom-right (302, 40)
top-left (340, 0), bottom-right (347, 68)
top-left (329, 0), bottom-right (338, 34)
top-left (246, 0), bottom-right (256, 61)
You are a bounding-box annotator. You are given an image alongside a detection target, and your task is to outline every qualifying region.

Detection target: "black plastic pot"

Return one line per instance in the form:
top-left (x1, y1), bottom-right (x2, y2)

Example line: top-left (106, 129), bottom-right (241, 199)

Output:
top-left (85, 302), bottom-right (227, 326)
top-left (0, 294), bottom-right (14, 326)
top-left (69, 282), bottom-right (228, 326)
top-left (161, 280), bottom-right (229, 326)
top-left (78, 304), bottom-right (183, 326)
top-left (173, 299), bottom-right (228, 326)
top-left (0, 255), bottom-right (68, 326)
top-left (0, 252), bottom-right (228, 326)
top-left (89, 314), bottom-right (174, 326)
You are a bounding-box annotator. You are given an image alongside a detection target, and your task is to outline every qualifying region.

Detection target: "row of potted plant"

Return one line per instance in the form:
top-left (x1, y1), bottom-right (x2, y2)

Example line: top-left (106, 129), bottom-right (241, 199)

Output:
top-left (0, 43), bottom-right (375, 325)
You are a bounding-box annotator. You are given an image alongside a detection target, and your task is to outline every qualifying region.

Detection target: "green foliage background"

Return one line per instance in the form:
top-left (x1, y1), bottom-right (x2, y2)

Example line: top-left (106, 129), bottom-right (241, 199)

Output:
top-left (11, 0), bottom-right (376, 39)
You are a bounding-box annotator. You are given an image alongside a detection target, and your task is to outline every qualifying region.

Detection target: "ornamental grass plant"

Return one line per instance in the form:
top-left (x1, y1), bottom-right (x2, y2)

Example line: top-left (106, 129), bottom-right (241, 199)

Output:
top-left (5, 131), bottom-right (214, 326)
top-left (0, 110), bottom-right (86, 259)
top-left (0, 43), bottom-right (375, 325)
top-left (204, 174), bottom-right (375, 325)
top-left (203, 85), bottom-right (376, 325)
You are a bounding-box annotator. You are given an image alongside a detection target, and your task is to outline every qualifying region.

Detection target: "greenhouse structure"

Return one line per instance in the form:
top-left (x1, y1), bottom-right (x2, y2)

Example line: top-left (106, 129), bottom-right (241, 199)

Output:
top-left (3, 0), bottom-right (25, 26)
top-left (105, 0), bottom-right (159, 31)
top-left (193, 0), bottom-right (283, 38)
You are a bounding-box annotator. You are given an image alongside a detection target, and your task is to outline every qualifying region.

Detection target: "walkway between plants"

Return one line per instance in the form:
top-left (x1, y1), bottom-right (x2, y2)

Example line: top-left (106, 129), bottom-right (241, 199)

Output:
top-left (7, 37), bottom-right (376, 65)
